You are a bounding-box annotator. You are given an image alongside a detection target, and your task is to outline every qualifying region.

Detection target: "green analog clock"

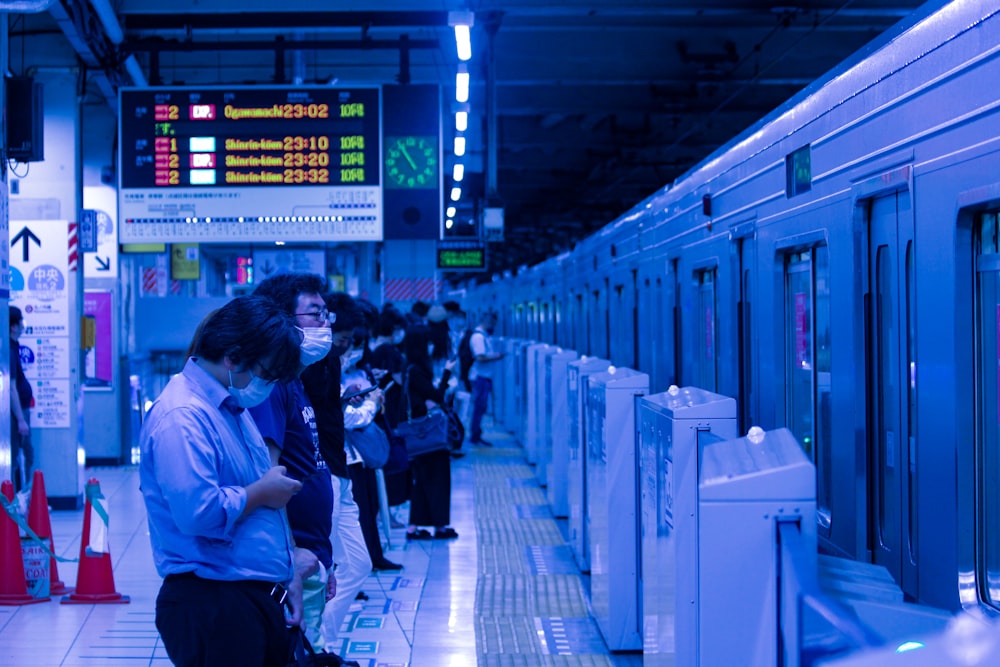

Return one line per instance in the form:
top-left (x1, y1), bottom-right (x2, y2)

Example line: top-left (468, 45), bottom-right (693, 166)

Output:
top-left (384, 136), bottom-right (438, 189)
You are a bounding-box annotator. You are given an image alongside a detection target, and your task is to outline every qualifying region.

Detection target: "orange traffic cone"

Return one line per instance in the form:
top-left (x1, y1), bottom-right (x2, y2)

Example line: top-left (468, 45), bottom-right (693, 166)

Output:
top-left (0, 480), bottom-right (47, 605)
top-left (62, 479), bottom-right (129, 604)
top-left (27, 470), bottom-right (72, 595)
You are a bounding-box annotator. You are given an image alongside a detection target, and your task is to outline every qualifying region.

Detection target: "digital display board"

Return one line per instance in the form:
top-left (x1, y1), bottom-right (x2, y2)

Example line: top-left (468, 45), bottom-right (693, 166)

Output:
top-left (118, 86), bottom-right (382, 243)
top-left (437, 241), bottom-right (486, 271)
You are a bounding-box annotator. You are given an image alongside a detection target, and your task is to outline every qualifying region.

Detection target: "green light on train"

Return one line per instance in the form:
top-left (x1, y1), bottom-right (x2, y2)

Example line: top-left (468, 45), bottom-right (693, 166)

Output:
top-left (896, 641), bottom-right (925, 653)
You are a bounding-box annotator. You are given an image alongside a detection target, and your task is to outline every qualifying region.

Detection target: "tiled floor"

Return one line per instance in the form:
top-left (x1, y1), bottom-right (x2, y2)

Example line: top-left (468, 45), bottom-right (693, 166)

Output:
top-left (0, 420), bottom-right (641, 666)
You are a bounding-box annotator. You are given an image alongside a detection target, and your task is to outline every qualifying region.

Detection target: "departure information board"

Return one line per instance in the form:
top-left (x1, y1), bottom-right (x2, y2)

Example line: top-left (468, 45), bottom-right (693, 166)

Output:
top-left (118, 86), bottom-right (382, 243)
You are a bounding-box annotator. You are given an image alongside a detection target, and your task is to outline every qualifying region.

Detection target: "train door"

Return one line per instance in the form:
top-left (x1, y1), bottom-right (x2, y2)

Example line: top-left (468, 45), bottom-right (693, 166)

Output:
top-left (735, 234), bottom-right (755, 433)
top-left (670, 259), bottom-right (682, 386)
top-left (973, 210), bottom-right (1000, 608)
top-left (610, 271), bottom-right (637, 369)
top-left (866, 190), bottom-right (917, 595)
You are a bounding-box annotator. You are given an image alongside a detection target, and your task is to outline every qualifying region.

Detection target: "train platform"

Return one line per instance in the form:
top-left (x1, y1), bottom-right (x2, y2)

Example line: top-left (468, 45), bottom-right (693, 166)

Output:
top-left (0, 420), bottom-right (641, 666)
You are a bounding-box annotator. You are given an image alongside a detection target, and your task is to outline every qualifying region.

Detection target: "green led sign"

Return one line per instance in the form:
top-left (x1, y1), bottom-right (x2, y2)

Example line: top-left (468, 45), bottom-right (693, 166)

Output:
top-left (437, 246), bottom-right (486, 271)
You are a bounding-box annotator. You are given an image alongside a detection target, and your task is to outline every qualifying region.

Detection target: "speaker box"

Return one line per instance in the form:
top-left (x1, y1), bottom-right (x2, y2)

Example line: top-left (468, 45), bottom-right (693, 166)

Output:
top-left (6, 77), bottom-right (44, 162)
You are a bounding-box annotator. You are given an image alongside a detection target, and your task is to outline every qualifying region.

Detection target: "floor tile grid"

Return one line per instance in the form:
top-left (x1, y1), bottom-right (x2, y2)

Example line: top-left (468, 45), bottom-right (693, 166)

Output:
top-left (473, 445), bottom-right (615, 667)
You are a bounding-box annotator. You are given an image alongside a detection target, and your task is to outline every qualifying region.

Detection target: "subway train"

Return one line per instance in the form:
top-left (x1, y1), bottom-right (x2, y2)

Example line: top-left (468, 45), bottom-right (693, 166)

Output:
top-left (461, 0), bottom-right (1000, 616)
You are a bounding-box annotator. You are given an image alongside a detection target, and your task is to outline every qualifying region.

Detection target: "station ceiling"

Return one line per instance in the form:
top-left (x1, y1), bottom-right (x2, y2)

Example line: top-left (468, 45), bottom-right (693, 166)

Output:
top-left (12, 0), bottom-right (932, 274)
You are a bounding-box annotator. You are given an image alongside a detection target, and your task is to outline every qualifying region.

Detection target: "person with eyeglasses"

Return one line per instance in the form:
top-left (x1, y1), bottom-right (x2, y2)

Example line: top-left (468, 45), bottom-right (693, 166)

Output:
top-left (139, 296), bottom-right (306, 666)
top-left (249, 273), bottom-right (341, 652)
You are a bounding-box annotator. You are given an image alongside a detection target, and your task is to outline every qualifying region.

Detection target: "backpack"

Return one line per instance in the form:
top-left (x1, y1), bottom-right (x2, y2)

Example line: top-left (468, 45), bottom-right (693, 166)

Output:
top-left (457, 328), bottom-right (475, 389)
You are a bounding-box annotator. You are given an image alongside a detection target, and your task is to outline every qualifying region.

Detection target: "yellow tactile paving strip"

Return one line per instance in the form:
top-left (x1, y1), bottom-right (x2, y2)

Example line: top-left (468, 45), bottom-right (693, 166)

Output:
top-left (474, 445), bottom-right (617, 666)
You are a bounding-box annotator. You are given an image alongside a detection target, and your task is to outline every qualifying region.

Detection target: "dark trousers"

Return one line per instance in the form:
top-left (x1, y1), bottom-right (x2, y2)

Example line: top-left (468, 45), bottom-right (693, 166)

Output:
top-left (348, 463), bottom-right (385, 564)
top-left (409, 449), bottom-right (452, 528)
top-left (470, 376), bottom-right (492, 441)
top-left (156, 574), bottom-right (290, 667)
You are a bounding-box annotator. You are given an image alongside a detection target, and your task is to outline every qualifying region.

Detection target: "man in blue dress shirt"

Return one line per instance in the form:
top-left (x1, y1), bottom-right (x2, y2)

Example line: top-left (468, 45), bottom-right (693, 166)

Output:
top-left (139, 296), bottom-right (306, 666)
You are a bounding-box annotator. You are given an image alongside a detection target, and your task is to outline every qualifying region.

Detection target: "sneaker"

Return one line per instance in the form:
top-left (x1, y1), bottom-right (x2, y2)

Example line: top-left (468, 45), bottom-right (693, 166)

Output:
top-left (355, 591), bottom-right (369, 601)
top-left (471, 438), bottom-right (493, 447)
top-left (434, 527), bottom-right (459, 539)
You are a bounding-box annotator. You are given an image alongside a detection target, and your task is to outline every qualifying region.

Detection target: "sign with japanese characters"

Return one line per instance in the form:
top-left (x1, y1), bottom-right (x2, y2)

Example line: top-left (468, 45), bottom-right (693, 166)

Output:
top-left (10, 220), bottom-right (72, 428)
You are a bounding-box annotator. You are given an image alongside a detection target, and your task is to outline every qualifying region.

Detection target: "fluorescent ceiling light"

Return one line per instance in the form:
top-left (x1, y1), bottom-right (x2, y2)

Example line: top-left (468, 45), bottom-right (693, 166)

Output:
top-left (455, 25), bottom-right (472, 61)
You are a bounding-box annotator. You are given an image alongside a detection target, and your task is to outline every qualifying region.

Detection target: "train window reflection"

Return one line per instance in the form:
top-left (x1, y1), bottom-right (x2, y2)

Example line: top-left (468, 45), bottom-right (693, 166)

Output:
top-left (785, 247), bottom-right (832, 527)
top-left (975, 211), bottom-right (1000, 608)
top-left (696, 268), bottom-right (718, 392)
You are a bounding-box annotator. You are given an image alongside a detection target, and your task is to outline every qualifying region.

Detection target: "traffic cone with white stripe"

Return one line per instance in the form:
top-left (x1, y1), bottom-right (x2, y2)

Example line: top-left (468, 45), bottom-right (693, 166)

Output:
top-left (27, 470), bottom-right (71, 595)
top-left (0, 480), bottom-right (46, 605)
top-left (62, 479), bottom-right (129, 604)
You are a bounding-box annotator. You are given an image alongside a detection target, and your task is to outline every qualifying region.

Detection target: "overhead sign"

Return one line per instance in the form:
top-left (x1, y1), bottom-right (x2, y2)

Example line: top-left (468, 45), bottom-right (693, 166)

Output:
top-left (253, 249), bottom-right (326, 281)
top-left (171, 243), bottom-right (200, 280)
top-left (437, 241), bottom-right (486, 271)
top-left (10, 220), bottom-right (73, 428)
top-left (79, 210), bottom-right (98, 252)
top-left (82, 188), bottom-right (119, 278)
top-left (118, 86), bottom-right (382, 243)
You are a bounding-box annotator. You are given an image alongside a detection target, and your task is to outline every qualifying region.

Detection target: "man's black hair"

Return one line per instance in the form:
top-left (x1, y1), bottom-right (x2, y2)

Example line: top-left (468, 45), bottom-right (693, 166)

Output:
top-left (377, 308), bottom-right (407, 337)
top-left (403, 325), bottom-right (433, 374)
top-left (9, 306), bottom-right (22, 326)
top-left (253, 273), bottom-right (327, 315)
top-left (410, 301), bottom-right (430, 318)
top-left (354, 298), bottom-right (380, 335)
top-left (323, 292), bottom-right (365, 334)
top-left (194, 296), bottom-right (301, 382)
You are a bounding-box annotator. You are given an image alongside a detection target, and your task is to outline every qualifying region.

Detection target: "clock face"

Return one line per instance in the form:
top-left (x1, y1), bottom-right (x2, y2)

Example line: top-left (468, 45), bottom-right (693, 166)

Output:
top-left (384, 136), bottom-right (438, 189)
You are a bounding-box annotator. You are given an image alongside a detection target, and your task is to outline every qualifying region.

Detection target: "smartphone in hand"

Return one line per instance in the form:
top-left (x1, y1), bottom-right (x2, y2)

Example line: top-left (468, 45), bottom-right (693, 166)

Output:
top-left (341, 385), bottom-right (377, 403)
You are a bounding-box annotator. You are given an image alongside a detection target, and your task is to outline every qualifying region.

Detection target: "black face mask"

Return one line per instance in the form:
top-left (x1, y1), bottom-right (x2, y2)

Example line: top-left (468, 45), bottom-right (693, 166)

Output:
top-left (485, 327), bottom-right (495, 335)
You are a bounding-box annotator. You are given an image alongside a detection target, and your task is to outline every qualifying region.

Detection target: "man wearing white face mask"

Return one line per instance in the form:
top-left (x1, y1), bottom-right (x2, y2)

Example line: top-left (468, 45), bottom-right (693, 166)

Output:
top-left (299, 291), bottom-right (375, 652)
top-left (250, 273), bottom-right (339, 651)
top-left (140, 296), bottom-right (305, 666)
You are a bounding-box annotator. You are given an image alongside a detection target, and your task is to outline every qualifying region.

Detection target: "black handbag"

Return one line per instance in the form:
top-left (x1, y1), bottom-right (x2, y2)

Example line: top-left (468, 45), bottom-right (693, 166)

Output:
top-left (443, 404), bottom-right (465, 450)
top-left (396, 368), bottom-right (450, 460)
top-left (396, 409), bottom-right (450, 459)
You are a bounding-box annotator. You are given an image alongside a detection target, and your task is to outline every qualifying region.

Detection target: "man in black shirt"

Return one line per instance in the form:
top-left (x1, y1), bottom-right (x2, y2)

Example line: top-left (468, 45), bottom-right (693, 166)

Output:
top-left (299, 292), bottom-right (373, 652)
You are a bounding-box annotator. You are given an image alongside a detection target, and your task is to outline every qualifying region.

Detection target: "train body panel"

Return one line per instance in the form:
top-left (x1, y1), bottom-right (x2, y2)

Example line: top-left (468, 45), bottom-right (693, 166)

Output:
top-left (465, 2), bottom-right (1000, 613)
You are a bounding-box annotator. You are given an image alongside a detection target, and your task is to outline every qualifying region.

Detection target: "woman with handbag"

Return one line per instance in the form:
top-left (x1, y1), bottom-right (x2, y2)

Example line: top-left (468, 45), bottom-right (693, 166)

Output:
top-left (402, 328), bottom-right (459, 541)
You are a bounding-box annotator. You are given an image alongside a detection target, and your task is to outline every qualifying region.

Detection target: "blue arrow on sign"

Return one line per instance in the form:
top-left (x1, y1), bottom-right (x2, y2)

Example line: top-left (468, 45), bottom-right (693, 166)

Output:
top-left (95, 257), bottom-right (111, 271)
top-left (11, 227), bottom-right (41, 262)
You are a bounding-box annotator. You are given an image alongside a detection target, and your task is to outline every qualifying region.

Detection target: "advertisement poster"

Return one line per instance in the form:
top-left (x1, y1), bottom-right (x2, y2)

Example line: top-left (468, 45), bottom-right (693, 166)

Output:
top-left (10, 220), bottom-right (72, 428)
top-left (84, 291), bottom-right (113, 387)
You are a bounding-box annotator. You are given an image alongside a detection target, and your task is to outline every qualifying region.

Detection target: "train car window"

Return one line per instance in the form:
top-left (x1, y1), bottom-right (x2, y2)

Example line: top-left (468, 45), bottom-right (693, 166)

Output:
top-left (696, 269), bottom-right (719, 392)
top-left (784, 247), bottom-right (833, 527)
top-left (975, 211), bottom-right (1000, 608)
